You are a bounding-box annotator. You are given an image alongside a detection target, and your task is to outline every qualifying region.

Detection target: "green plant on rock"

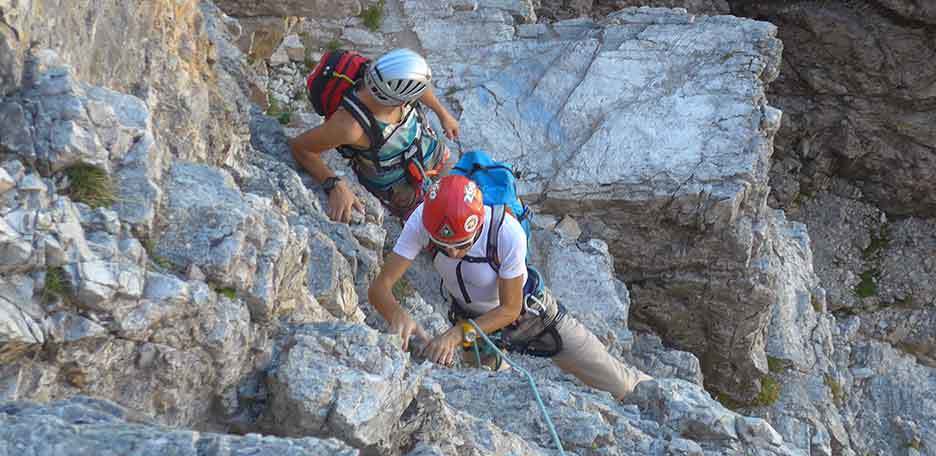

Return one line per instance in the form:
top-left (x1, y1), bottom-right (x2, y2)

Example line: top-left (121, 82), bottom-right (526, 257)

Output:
top-left (217, 287), bottom-right (237, 300)
top-left (854, 269), bottom-right (878, 298)
top-left (142, 237), bottom-right (173, 270)
top-left (42, 266), bottom-right (71, 303)
top-left (360, 0), bottom-right (385, 32)
top-left (714, 377), bottom-right (781, 410)
top-left (767, 356), bottom-right (786, 374)
top-left (751, 377), bottom-right (781, 407)
top-left (862, 225), bottom-right (890, 260)
top-left (266, 96), bottom-right (292, 125)
top-left (64, 164), bottom-right (116, 208)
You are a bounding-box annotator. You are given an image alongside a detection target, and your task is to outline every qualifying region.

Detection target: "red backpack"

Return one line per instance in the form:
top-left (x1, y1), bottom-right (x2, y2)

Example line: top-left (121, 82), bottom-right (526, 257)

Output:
top-left (305, 50), bottom-right (370, 118)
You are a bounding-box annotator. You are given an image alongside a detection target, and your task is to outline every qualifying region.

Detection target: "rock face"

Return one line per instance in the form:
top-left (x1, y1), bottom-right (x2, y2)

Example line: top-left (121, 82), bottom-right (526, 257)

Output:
top-left (728, 0), bottom-right (936, 217)
top-left (5, 0), bottom-right (930, 455)
top-left (0, 0), bottom-right (248, 167)
top-left (419, 3), bottom-right (783, 400)
top-left (213, 0), bottom-right (370, 18)
top-left (0, 48), bottom-right (338, 430)
top-left (536, 0), bottom-right (730, 20)
top-left (260, 322), bottom-right (426, 454)
top-left (0, 396), bottom-right (359, 456)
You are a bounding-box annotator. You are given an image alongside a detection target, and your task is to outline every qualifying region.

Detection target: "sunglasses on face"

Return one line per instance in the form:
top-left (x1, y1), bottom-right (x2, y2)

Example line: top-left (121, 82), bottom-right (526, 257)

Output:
top-left (429, 230), bottom-right (479, 251)
top-left (430, 237), bottom-right (474, 251)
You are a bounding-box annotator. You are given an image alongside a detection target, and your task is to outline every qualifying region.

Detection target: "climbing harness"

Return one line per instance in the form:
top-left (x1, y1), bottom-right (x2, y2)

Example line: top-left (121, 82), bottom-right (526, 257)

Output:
top-left (466, 319), bottom-right (566, 456)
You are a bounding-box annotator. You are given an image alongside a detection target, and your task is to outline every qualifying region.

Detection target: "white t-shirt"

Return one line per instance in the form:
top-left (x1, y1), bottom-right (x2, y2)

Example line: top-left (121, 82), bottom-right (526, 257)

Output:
top-left (393, 203), bottom-right (528, 315)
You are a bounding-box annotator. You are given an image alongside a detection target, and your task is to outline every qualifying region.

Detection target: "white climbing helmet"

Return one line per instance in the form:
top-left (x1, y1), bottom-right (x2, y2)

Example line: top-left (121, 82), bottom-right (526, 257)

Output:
top-left (364, 48), bottom-right (432, 106)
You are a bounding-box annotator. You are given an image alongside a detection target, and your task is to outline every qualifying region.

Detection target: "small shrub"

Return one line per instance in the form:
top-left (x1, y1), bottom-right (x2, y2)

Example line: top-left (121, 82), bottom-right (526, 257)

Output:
top-left (216, 287), bottom-right (237, 300)
top-left (751, 377), bottom-right (781, 407)
top-left (42, 266), bottom-right (71, 303)
top-left (361, 0), bottom-right (386, 32)
top-left (713, 382), bottom-right (782, 410)
top-left (266, 96), bottom-right (292, 125)
top-left (714, 392), bottom-right (744, 411)
top-left (142, 237), bottom-right (173, 270)
top-left (824, 375), bottom-right (845, 405)
top-left (64, 164), bottom-right (116, 208)
top-left (854, 269), bottom-right (878, 298)
top-left (767, 356), bottom-right (785, 373)
top-left (862, 226), bottom-right (889, 260)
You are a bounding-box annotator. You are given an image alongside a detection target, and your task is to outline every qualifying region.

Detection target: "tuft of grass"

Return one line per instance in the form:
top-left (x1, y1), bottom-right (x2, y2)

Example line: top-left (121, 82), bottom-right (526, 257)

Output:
top-left (824, 374), bottom-right (844, 405)
top-left (64, 165), bottom-right (116, 208)
top-left (854, 269), bottom-right (878, 298)
top-left (862, 226), bottom-right (889, 260)
top-left (266, 96), bottom-right (292, 125)
top-left (215, 286), bottom-right (237, 300)
top-left (751, 377), bottom-right (781, 407)
top-left (360, 0), bottom-right (385, 32)
top-left (142, 237), bottom-right (174, 270)
top-left (767, 356), bottom-right (785, 374)
top-left (714, 392), bottom-right (742, 411)
top-left (42, 266), bottom-right (71, 303)
top-left (716, 377), bottom-right (782, 409)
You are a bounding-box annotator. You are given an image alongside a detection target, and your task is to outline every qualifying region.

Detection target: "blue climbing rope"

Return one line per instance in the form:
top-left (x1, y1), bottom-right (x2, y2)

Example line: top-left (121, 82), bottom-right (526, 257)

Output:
top-left (466, 319), bottom-right (566, 456)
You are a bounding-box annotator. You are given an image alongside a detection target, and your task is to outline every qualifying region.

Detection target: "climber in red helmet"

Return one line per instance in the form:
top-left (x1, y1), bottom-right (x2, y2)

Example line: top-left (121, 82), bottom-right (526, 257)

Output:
top-left (368, 175), bottom-right (651, 400)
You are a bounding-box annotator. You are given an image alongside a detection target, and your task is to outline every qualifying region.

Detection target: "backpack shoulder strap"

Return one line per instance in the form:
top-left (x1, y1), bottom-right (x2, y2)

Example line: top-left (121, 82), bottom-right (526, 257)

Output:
top-left (340, 90), bottom-right (386, 154)
top-left (486, 204), bottom-right (508, 272)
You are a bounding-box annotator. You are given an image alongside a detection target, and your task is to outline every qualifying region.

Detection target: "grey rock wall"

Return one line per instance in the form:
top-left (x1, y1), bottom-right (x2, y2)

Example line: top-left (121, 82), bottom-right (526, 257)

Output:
top-left (0, 396), bottom-right (359, 456)
top-left (412, 2), bottom-right (783, 400)
top-left (729, 0), bottom-right (936, 217)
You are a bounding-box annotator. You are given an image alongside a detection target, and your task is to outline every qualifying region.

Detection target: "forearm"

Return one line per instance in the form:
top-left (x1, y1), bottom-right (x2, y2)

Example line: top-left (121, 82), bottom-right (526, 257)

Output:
top-left (470, 305), bottom-right (521, 335)
top-left (289, 141), bottom-right (336, 184)
top-left (419, 87), bottom-right (453, 120)
top-left (368, 281), bottom-right (405, 323)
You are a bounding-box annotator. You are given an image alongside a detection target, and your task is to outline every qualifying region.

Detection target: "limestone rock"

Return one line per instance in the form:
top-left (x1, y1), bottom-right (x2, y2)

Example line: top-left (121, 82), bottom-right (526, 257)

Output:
top-left (262, 322), bottom-right (426, 453)
top-left (0, 396), bottom-right (359, 455)
top-left (731, 1), bottom-right (936, 216)
top-left (214, 0), bottom-right (365, 18)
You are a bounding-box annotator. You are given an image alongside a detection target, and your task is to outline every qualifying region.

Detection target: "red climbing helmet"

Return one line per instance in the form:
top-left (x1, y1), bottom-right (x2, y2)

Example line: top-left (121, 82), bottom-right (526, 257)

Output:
top-left (422, 175), bottom-right (485, 248)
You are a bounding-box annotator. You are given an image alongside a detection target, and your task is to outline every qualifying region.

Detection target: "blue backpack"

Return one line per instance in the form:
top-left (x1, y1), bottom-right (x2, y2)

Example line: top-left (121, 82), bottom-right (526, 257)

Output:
top-left (444, 149), bottom-right (539, 301)
top-left (451, 150), bottom-right (532, 250)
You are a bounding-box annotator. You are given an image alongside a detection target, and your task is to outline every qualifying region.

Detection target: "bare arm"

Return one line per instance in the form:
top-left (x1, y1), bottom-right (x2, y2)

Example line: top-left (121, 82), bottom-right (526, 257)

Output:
top-left (368, 252), bottom-right (428, 351)
top-left (287, 110), bottom-right (366, 222)
top-left (421, 274), bottom-right (524, 366)
top-left (473, 275), bottom-right (524, 334)
top-left (287, 110), bottom-right (363, 184)
top-left (419, 87), bottom-right (459, 139)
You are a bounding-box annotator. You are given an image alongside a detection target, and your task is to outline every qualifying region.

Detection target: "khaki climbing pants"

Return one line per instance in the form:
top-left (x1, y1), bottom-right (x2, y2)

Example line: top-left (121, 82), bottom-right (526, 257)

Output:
top-left (549, 314), bottom-right (652, 400)
top-left (476, 287), bottom-right (652, 400)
